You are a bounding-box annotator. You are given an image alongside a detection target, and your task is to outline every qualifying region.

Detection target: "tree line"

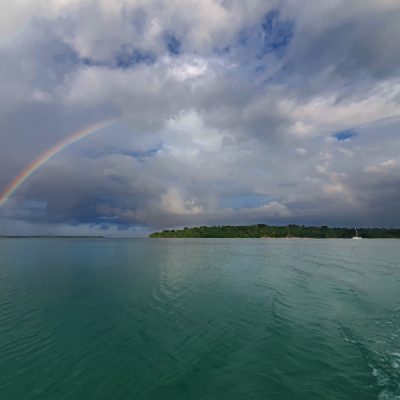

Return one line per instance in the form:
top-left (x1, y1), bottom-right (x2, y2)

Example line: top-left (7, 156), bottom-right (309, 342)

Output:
top-left (149, 224), bottom-right (400, 238)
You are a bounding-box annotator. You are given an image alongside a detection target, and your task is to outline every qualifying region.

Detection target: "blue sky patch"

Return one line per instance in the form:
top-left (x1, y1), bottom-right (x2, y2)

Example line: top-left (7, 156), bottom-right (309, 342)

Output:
top-left (126, 144), bottom-right (162, 162)
top-left (333, 129), bottom-right (357, 141)
top-left (260, 9), bottom-right (294, 57)
top-left (164, 32), bottom-right (182, 56)
top-left (115, 46), bottom-right (156, 68)
top-left (67, 46), bottom-right (157, 69)
top-left (233, 9), bottom-right (294, 62)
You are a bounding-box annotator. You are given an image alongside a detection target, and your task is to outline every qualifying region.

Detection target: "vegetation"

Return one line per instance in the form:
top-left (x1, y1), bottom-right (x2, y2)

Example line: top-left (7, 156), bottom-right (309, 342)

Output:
top-left (149, 224), bottom-right (400, 239)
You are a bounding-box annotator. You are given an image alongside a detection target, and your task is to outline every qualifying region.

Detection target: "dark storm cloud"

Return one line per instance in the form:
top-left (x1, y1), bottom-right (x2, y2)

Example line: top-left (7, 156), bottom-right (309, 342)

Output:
top-left (1, 0), bottom-right (400, 235)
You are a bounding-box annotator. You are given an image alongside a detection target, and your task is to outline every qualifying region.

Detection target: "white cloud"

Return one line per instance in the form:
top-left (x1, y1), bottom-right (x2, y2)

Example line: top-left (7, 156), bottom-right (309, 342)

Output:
top-left (364, 159), bottom-right (398, 173)
top-left (161, 188), bottom-right (204, 215)
top-left (167, 57), bottom-right (208, 81)
top-left (287, 82), bottom-right (400, 138)
top-left (255, 201), bottom-right (291, 217)
top-left (296, 147), bottom-right (307, 156)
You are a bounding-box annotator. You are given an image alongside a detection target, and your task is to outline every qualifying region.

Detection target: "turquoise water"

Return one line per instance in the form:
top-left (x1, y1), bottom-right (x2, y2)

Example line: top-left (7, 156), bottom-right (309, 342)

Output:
top-left (0, 238), bottom-right (399, 400)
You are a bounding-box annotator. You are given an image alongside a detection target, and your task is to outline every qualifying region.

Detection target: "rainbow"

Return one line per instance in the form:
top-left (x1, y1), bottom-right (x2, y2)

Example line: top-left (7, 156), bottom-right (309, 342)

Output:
top-left (0, 120), bottom-right (115, 206)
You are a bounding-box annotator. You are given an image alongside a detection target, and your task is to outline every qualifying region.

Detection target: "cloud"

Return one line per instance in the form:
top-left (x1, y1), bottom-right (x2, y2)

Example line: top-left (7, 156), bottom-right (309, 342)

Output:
top-left (160, 188), bottom-right (204, 215)
top-left (1, 0), bottom-right (400, 235)
top-left (364, 159), bottom-right (398, 174)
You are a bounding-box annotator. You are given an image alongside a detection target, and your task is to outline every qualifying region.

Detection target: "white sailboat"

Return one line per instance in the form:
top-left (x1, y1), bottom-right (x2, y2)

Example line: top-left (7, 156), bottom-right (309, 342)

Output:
top-left (352, 228), bottom-right (362, 239)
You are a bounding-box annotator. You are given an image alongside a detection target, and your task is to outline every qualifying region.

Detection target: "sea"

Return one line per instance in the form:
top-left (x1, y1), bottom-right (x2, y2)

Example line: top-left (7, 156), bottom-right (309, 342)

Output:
top-left (0, 238), bottom-right (399, 400)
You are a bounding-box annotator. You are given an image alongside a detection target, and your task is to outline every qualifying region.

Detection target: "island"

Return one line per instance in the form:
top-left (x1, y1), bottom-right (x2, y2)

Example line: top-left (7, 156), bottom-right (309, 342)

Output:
top-left (0, 235), bottom-right (106, 239)
top-left (149, 225), bottom-right (400, 239)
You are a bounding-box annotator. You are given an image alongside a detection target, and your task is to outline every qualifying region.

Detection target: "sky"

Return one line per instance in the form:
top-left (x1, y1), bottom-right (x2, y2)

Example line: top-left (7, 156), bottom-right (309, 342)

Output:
top-left (0, 0), bottom-right (400, 237)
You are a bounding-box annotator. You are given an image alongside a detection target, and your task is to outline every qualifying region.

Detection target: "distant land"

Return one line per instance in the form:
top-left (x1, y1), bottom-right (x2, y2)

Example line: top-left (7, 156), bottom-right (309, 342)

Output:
top-left (0, 235), bottom-right (106, 239)
top-left (149, 225), bottom-right (400, 239)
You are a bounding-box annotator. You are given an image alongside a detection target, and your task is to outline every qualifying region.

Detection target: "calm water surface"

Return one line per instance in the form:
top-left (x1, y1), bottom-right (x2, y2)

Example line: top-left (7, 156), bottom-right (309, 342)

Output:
top-left (0, 238), bottom-right (399, 400)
